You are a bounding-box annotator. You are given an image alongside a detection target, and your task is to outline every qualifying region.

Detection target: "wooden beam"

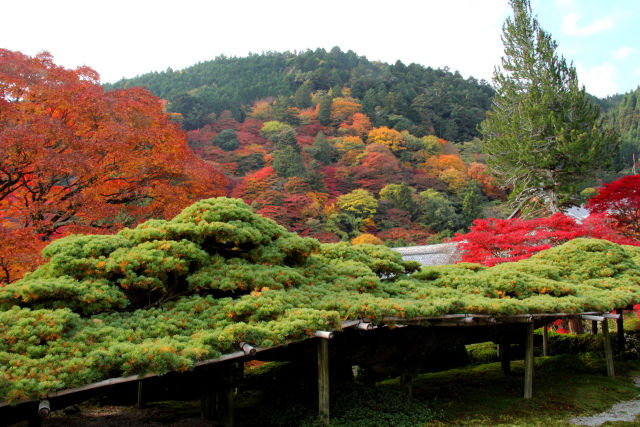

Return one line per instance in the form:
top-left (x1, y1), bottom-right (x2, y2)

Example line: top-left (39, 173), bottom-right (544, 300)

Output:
top-left (542, 325), bottom-right (549, 357)
top-left (582, 314), bottom-right (605, 322)
top-left (239, 342), bottom-right (256, 356)
top-left (602, 320), bottom-right (615, 379)
top-left (616, 308), bottom-right (625, 352)
top-left (524, 323), bottom-right (534, 399)
top-left (315, 331), bottom-right (334, 339)
top-left (357, 322), bottom-right (375, 331)
top-left (318, 339), bottom-right (330, 425)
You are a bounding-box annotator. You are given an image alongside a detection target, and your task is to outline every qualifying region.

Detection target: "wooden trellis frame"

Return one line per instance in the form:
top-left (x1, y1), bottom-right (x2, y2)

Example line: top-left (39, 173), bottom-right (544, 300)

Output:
top-left (0, 310), bottom-right (626, 425)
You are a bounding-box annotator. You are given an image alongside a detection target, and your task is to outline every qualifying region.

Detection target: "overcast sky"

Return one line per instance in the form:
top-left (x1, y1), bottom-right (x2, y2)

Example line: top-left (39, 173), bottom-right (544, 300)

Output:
top-left (2, 0), bottom-right (638, 98)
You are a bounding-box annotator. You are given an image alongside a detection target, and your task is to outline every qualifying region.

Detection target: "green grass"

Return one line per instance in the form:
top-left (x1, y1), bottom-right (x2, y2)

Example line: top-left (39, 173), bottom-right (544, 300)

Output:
top-left (391, 355), bottom-right (640, 426)
top-left (40, 354), bottom-right (640, 426)
top-left (220, 354), bottom-right (640, 426)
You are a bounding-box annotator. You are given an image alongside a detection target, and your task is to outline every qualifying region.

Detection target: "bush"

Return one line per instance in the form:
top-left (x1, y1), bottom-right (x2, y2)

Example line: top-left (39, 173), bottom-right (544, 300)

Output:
top-left (212, 129), bottom-right (239, 151)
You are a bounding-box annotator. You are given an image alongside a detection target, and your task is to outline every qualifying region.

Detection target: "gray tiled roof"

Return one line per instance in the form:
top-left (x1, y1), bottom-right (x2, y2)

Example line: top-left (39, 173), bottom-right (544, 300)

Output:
top-left (392, 242), bottom-right (462, 266)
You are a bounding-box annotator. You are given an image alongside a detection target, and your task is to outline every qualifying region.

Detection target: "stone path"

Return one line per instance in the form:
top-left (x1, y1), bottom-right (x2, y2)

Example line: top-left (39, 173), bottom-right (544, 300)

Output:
top-left (571, 377), bottom-right (640, 426)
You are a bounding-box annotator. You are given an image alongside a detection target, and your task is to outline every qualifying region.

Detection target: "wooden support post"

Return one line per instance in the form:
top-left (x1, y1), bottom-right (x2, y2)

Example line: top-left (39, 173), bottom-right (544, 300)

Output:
top-left (137, 379), bottom-right (144, 409)
top-left (400, 370), bottom-right (413, 399)
top-left (616, 308), bottom-right (625, 353)
top-left (602, 320), bottom-right (615, 379)
top-left (318, 338), bottom-right (330, 425)
top-left (201, 366), bottom-right (234, 425)
top-left (542, 325), bottom-right (549, 357)
top-left (217, 368), bottom-right (234, 427)
top-left (201, 368), bottom-right (215, 420)
top-left (524, 323), bottom-right (534, 399)
top-left (591, 320), bottom-right (598, 335)
top-left (499, 343), bottom-right (510, 375)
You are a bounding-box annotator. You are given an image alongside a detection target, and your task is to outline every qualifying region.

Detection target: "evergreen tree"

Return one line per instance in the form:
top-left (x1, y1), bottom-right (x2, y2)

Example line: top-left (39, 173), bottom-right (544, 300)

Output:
top-left (272, 146), bottom-right (306, 178)
top-left (308, 131), bottom-right (333, 164)
top-left (460, 182), bottom-right (484, 225)
top-left (294, 82), bottom-right (312, 109)
top-left (318, 94), bottom-right (332, 126)
top-left (379, 183), bottom-right (417, 216)
top-left (272, 127), bottom-right (299, 151)
top-left (481, 0), bottom-right (618, 215)
top-left (417, 189), bottom-right (462, 233)
top-left (212, 129), bottom-right (239, 151)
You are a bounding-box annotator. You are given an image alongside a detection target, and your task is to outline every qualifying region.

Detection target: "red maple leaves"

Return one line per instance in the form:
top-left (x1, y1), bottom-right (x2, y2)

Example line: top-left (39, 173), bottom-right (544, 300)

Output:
top-left (0, 49), bottom-right (227, 283)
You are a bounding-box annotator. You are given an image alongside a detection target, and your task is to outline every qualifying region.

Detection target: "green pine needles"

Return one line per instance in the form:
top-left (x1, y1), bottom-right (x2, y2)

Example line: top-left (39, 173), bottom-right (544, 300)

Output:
top-left (1, 197), bottom-right (640, 402)
top-left (481, 0), bottom-right (618, 215)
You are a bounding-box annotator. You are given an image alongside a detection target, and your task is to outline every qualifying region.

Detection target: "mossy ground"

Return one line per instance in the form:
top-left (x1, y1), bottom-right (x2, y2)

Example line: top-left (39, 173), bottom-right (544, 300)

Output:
top-left (32, 353), bottom-right (640, 426)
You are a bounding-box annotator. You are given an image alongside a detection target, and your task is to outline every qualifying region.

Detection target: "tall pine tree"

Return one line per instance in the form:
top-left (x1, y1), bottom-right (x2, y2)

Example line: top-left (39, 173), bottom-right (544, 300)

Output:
top-left (481, 0), bottom-right (618, 215)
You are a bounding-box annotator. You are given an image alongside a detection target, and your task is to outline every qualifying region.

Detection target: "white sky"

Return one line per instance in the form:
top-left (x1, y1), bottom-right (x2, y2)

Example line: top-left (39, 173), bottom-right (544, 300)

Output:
top-left (2, 0), bottom-right (638, 98)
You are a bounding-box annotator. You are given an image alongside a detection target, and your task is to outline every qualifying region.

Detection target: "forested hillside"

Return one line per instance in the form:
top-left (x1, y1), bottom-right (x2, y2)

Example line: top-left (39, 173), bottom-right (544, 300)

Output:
top-left (104, 48), bottom-right (508, 247)
top-left (602, 87), bottom-right (640, 173)
top-left (106, 47), bottom-right (640, 249)
top-left (107, 47), bottom-right (494, 142)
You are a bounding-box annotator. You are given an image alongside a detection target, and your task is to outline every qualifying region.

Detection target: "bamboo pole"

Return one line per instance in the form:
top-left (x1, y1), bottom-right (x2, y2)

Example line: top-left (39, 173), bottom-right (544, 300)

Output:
top-left (591, 320), bottom-right (598, 335)
top-left (542, 325), bottom-right (549, 356)
top-left (524, 323), bottom-right (534, 399)
top-left (602, 320), bottom-right (615, 379)
top-left (318, 339), bottom-right (330, 425)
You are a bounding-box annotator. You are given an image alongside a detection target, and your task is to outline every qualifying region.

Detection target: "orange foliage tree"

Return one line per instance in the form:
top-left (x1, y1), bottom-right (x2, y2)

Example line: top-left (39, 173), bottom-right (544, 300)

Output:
top-left (0, 49), bottom-right (227, 283)
top-left (467, 162), bottom-right (505, 199)
top-left (423, 154), bottom-right (466, 176)
top-left (339, 112), bottom-right (372, 140)
top-left (330, 97), bottom-right (362, 125)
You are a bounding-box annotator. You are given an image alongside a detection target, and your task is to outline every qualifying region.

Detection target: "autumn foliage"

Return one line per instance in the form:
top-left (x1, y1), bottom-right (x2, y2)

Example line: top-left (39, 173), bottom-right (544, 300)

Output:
top-left (0, 49), bottom-right (227, 283)
top-left (452, 213), bottom-right (638, 266)
top-left (588, 174), bottom-right (640, 239)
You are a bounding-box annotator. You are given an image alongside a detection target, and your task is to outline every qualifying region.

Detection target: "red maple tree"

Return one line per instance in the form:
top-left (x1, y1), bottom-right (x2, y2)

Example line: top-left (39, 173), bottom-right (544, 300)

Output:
top-left (0, 49), bottom-right (227, 283)
top-left (587, 174), bottom-right (640, 239)
top-left (452, 213), bottom-right (637, 266)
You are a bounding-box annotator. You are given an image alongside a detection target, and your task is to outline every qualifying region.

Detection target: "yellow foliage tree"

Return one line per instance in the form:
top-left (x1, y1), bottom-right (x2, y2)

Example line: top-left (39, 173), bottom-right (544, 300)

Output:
top-left (351, 233), bottom-right (383, 245)
top-left (337, 189), bottom-right (377, 219)
top-left (249, 99), bottom-right (273, 121)
top-left (439, 168), bottom-right (469, 193)
top-left (367, 127), bottom-right (405, 151)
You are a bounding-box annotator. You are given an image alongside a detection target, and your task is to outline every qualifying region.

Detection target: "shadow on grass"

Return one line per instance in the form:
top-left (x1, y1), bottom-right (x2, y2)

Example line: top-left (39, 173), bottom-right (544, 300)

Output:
top-left (40, 354), bottom-right (640, 426)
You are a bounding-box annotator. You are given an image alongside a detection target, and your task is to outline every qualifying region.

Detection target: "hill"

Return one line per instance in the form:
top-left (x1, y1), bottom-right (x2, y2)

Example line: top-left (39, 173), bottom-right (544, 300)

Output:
top-left (106, 47), bottom-right (494, 142)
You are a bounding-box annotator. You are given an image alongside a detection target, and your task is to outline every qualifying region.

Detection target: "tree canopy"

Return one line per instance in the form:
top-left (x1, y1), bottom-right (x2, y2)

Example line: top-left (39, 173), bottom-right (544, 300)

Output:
top-left (0, 49), bottom-right (227, 283)
top-left (481, 0), bottom-right (618, 215)
top-left (2, 197), bottom-right (640, 403)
